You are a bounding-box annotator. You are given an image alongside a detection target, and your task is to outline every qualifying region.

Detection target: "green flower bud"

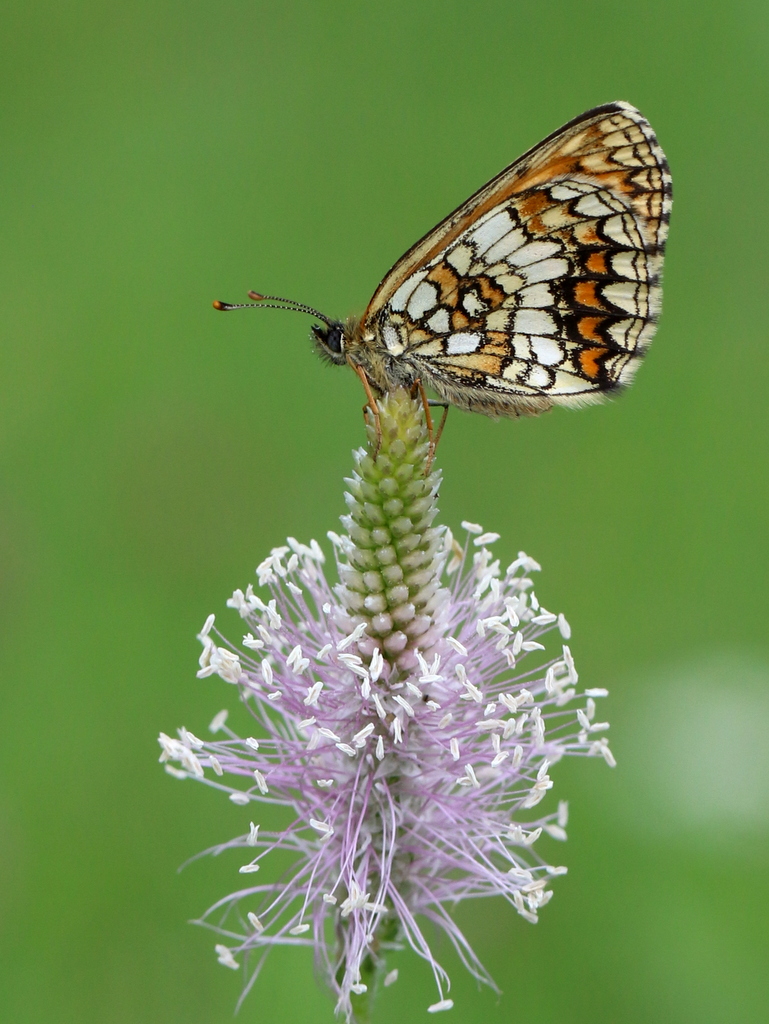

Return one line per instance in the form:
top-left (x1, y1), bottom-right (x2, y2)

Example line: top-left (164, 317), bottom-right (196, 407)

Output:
top-left (334, 389), bottom-right (448, 672)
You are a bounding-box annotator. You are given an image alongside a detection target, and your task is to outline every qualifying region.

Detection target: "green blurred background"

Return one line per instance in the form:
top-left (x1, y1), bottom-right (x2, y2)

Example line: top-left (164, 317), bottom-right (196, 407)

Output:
top-left (2, 0), bottom-right (768, 1020)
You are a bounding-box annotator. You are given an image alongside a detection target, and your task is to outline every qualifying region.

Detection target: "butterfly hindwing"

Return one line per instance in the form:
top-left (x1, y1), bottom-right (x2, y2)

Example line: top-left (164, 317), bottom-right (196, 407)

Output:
top-left (361, 102), bottom-right (671, 415)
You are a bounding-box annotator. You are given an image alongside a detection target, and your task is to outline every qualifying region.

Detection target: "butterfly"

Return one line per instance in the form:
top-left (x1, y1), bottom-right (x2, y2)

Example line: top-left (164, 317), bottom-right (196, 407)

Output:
top-left (215, 101), bottom-right (671, 420)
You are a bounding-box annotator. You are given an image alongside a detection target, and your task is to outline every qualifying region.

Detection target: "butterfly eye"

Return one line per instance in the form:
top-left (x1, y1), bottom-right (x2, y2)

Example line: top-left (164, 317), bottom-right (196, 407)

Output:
top-left (313, 323), bottom-right (346, 364)
top-left (325, 326), bottom-right (344, 354)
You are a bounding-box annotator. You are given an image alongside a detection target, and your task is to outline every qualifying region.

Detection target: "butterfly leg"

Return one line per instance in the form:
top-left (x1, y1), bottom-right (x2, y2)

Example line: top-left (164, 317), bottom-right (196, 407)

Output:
top-left (350, 361), bottom-right (383, 457)
top-left (428, 401), bottom-right (450, 456)
top-left (411, 379), bottom-right (449, 472)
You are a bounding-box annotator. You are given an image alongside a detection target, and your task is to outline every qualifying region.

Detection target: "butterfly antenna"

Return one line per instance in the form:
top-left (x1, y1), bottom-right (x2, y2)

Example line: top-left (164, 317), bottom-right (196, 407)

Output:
top-left (213, 291), bottom-right (335, 325)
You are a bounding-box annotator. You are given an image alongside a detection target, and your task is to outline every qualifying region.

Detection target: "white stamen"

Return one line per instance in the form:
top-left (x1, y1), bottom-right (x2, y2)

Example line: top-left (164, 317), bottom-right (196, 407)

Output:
top-left (393, 695), bottom-right (414, 717)
top-left (353, 723), bottom-right (375, 747)
top-left (337, 622), bottom-right (368, 651)
top-left (369, 647), bottom-right (384, 682)
top-left (309, 818), bottom-right (334, 836)
top-left (209, 709), bottom-right (228, 733)
top-left (304, 681), bottom-right (324, 706)
top-left (544, 824), bottom-right (567, 841)
top-left (563, 644), bottom-right (578, 683)
top-left (531, 611), bottom-right (557, 625)
top-left (446, 637), bottom-right (467, 656)
top-left (474, 532), bottom-right (500, 546)
top-left (286, 645), bottom-right (310, 674)
top-left (428, 998), bottom-right (454, 1012)
top-left (215, 944), bottom-right (239, 970)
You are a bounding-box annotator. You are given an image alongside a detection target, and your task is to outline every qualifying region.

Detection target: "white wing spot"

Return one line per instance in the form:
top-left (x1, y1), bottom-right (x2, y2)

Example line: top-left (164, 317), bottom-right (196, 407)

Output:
top-left (390, 269), bottom-right (429, 312)
top-left (407, 281), bottom-right (439, 319)
top-left (485, 309), bottom-right (510, 331)
top-left (527, 364), bottom-right (553, 388)
top-left (519, 257), bottom-right (569, 285)
top-left (512, 334), bottom-right (532, 359)
top-left (462, 290), bottom-right (486, 315)
top-left (549, 183), bottom-right (590, 201)
top-left (603, 282), bottom-right (644, 315)
top-left (574, 192), bottom-right (619, 218)
top-left (529, 336), bottom-right (564, 366)
top-left (517, 283), bottom-right (553, 308)
top-left (553, 369), bottom-right (591, 393)
top-left (602, 214), bottom-right (639, 248)
top-left (446, 332), bottom-right (483, 355)
top-left (495, 272), bottom-right (525, 294)
top-left (484, 228), bottom-right (526, 263)
top-left (470, 210), bottom-right (514, 254)
top-left (507, 241), bottom-right (562, 268)
top-left (383, 322), bottom-right (405, 355)
top-left (446, 244), bottom-right (473, 275)
top-left (426, 308), bottom-right (450, 333)
top-left (611, 251), bottom-right (641, 281)
top-left (513, 309), bottom-right (557, 335)
top-left (502, 359), bottom-right (529, 382)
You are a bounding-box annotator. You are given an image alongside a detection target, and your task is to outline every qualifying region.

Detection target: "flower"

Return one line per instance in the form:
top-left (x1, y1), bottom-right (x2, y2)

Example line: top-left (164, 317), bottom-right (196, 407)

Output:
top-left (158, 389), bottom-right (614, 1021)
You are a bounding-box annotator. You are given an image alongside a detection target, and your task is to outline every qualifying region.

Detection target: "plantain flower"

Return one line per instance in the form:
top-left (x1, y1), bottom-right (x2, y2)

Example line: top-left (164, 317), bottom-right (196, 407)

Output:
top-left (158, 389), bottom-right (613, 1021)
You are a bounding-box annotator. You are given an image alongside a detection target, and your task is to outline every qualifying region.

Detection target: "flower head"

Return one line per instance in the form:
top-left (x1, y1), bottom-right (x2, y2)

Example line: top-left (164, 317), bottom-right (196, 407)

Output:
top-left (159, 390), bottom-right (613, 1020)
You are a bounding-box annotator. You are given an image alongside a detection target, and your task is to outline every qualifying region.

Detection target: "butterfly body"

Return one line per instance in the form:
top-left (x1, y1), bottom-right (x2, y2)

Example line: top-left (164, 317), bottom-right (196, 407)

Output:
top-left (312, 101), bottom-right (671, 418)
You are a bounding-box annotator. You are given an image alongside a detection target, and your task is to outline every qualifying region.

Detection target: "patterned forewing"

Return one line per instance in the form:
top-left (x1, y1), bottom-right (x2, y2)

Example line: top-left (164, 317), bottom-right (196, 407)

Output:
top-left (364, 102), bottom-right (672, 410)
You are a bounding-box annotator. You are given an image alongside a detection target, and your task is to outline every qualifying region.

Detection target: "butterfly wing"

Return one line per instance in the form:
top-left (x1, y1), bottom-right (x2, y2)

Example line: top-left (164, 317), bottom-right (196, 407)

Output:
top-left (361, 101), bottom-right (672, 415)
